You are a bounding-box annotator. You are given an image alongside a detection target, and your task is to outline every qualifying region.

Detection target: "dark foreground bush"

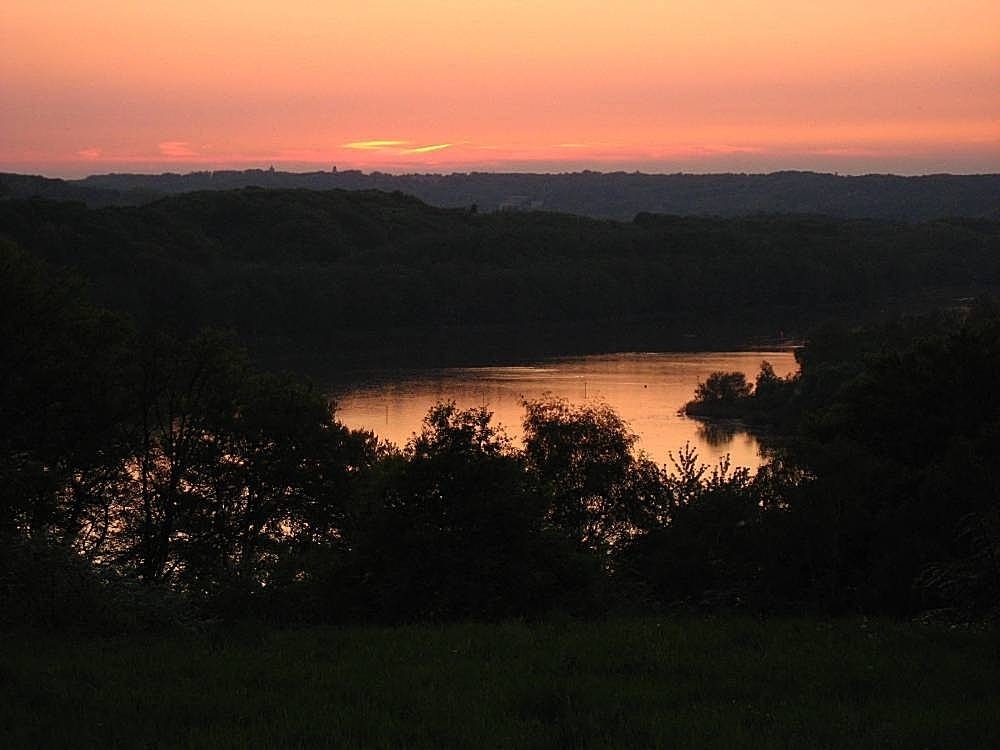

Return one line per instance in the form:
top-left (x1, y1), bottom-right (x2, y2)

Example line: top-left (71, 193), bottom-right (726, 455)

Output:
top-left (0, 538), bottom-right (190, 634)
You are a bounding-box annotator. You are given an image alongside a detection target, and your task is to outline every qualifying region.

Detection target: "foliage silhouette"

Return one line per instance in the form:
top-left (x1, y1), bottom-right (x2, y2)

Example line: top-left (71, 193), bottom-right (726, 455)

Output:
top-left (6, 229), bottom-right (1000, 626)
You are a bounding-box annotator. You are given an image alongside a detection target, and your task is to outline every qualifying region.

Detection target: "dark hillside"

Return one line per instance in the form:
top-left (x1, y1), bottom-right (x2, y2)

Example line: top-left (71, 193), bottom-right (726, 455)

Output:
top-left (2, 188), bottom-right (999, 368)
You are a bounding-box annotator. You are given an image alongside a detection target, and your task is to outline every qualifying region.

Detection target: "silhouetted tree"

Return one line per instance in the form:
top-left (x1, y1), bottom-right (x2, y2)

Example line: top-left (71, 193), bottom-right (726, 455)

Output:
top-left (522, 396), bottom-right (663, 555)
top-left (695, 371), bottom-right (752, 403)
top-left (341, 402), bottom-right (575, 620)
top-left (0, 240), bottom-right (133, 546)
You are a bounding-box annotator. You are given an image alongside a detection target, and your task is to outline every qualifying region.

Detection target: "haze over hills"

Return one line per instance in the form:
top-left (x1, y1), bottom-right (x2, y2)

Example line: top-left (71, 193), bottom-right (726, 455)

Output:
top-left (2, 169), bottom-right (998, 222)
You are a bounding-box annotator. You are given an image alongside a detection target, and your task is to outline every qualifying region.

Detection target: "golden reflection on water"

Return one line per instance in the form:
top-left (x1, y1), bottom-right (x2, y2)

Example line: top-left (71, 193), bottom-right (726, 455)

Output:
top-left (330, 351), bottom-right (798, 470)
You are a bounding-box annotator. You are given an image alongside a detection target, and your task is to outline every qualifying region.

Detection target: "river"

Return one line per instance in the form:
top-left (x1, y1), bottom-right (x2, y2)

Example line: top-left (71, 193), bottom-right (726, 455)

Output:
top-left (328, 351), bottom-right (798, 469)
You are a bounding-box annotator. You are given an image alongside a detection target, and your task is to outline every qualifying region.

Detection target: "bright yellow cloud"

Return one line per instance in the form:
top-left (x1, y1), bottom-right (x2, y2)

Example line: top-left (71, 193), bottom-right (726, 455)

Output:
top-left (344, 140), bottom-right (408, 150)
top-left (401, 143), bottom-right (452, 154)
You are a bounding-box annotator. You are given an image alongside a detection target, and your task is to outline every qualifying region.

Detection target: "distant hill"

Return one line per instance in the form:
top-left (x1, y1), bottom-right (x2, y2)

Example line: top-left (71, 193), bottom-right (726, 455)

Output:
top-left (2, 169), bottom-right (998, 221)
top-left (3, 187), bottom-right (999, 369)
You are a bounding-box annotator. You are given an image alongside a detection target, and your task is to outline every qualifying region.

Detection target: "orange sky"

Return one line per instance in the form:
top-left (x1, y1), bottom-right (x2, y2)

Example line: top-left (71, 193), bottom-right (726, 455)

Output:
top-left (3, 1), bottom-right (998, 176)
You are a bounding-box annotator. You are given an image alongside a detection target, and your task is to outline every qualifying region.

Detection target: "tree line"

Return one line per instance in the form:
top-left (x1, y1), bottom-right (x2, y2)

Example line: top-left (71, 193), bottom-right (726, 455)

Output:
top-left (5, 169), bottom-right (1000, 221)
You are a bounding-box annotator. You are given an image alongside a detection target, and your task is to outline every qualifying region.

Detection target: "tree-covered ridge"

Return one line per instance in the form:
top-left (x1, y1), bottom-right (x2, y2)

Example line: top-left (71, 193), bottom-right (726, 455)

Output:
top-left (4, 169), bottom-right (1000, 221)
top-left (2, 189), bottom-right (999, 368)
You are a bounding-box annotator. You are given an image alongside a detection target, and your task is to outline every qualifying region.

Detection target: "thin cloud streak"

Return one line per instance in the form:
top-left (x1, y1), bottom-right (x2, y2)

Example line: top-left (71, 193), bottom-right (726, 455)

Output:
top-left (401, 143), bottom-right (453, 154)
top-left (343, 140), bottom-right (409, 150)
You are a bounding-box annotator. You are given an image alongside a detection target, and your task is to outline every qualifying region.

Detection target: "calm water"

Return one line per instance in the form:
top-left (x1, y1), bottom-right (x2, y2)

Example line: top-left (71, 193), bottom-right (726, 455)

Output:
top-left (329, 351), bottom-right (798, 469)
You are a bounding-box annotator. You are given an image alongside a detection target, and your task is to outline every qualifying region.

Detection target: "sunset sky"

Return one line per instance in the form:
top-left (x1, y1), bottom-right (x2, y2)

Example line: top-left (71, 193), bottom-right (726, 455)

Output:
top-left (3, 1), bottom-right (998, 177)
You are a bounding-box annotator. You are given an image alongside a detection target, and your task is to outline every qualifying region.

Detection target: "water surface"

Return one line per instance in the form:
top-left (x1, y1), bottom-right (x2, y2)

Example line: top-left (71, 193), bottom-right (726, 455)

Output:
top-left (330, 351), bottom-right (797, 469)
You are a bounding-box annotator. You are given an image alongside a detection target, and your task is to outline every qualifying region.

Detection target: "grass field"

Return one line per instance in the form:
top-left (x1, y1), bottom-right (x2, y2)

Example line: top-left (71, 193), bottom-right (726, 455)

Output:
top-left (2, 616), bottom-right (998, 749)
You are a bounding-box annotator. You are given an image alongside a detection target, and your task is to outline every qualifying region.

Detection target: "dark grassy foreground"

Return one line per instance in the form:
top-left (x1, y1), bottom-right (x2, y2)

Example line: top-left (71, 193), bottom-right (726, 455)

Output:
top-left (2, 617), bottom-right (998, 749)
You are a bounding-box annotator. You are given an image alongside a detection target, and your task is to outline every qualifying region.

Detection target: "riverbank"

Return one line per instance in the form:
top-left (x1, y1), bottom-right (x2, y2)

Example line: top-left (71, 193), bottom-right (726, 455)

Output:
top-left (249, 316), bottom-right (805, 377)
top-left (4, 616), bottom-right (997, 748)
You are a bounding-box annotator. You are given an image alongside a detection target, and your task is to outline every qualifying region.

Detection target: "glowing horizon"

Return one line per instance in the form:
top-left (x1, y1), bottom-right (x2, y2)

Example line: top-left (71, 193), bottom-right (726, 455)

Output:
top-left (3, 1), bottom-right (998, 178)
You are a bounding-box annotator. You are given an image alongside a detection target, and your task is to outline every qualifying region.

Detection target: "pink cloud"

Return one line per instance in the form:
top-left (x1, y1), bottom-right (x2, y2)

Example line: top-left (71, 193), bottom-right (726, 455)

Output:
top-left (158, 141), bottom-right (197, 158)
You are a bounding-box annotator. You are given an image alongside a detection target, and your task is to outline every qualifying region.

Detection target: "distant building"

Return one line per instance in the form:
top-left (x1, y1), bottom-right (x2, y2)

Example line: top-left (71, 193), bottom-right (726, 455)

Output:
top-left (499, 195), bottom-right (543, 211)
